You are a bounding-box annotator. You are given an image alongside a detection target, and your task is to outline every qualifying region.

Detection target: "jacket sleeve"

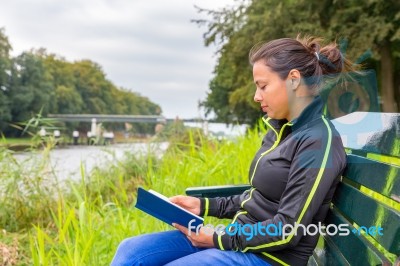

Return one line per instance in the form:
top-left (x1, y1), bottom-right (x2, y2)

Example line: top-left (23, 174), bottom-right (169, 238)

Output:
top-left (213, 121), bottom-right (346, 252)
top-left (199, 190), bottom-right (250, 219)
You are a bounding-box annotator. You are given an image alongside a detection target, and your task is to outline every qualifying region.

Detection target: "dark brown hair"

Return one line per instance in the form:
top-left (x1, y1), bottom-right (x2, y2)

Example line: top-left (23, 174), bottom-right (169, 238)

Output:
top-left (249, 36), bottom-right (356, 91)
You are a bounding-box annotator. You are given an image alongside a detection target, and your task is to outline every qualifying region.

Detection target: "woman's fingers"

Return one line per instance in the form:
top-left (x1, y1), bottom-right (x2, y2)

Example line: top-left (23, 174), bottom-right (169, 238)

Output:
top-left (173, 223), bottom-right (191, 236)
top-left (169, 195), bottom-right (184, 204)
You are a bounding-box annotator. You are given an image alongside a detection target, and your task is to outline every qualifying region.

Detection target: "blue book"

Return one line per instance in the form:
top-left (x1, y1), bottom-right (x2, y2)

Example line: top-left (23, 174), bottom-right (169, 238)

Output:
top-left (135, 187), bottom-right (204, 231)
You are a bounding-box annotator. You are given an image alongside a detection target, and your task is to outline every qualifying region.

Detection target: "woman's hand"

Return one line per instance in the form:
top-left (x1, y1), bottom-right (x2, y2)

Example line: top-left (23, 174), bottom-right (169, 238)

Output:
top-left (169, 195), bottom-right (201, 216)
top-left (170, 196), bottom-right (214, 247)
top-left (173, 223), bottom-right (215, 248)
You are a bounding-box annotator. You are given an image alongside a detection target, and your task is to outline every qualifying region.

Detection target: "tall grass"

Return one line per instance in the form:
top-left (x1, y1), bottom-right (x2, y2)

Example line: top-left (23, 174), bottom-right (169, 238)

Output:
top-left (1, 126), bottom-right (265, 265)
top-left (2, 119), bottom-right (399, 265)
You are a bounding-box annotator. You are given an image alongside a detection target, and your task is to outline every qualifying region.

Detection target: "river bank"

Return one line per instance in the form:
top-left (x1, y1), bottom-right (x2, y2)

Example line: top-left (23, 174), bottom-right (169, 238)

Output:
top-left (0, 128), bottom-right (260, 265)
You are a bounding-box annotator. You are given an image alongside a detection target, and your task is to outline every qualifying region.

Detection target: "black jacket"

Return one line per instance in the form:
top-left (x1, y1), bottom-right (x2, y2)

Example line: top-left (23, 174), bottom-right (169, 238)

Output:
top-left (199, 97), bottom-right (346, 266)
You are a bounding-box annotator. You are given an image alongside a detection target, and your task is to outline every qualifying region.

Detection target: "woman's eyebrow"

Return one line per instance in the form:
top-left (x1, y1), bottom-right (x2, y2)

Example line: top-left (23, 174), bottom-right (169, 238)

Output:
top-left (255, 80), bottom-right (267, 86)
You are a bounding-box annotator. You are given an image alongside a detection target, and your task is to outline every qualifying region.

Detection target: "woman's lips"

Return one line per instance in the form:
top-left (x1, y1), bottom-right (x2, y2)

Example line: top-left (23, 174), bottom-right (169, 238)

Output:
top-left (261, 106), bottom-right (268, 112)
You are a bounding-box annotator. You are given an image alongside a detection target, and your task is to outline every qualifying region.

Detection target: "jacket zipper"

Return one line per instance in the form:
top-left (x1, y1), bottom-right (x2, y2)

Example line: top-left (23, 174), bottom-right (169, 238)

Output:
top-left (237, 118), bottom-right (293, 216)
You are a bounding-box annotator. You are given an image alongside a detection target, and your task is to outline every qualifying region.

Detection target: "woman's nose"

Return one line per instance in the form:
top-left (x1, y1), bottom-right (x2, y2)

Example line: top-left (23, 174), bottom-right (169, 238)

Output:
top-left (254, 89), bottom-right (262, 102)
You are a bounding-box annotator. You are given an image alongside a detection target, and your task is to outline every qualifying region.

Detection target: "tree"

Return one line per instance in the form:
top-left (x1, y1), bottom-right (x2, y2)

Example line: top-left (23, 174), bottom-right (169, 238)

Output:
top-left (0, 28), bottom-right (12, 132)
top-left (42, 52), bottom-right (76, 114)
top-left (55, 85), bottom-right (83, 114)
top-left (326, 0), bottom-right (400, 112)
top-left (0, 29), bottom-right (163, 136)
top-left (72, 60), bottom-right (110, 114)
top-left (199, 0), bottom-right (400, 124)
top-left (198, 0), bottom-right (325, 124)
top-left (8, 51), bottom-right (53, 126)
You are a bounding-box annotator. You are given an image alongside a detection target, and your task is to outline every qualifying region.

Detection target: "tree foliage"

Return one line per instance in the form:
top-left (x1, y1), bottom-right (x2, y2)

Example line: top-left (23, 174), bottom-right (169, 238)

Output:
top-left (199, 0), bottom-right (400, 124)
top-left (9, 51), bottom-right (54, 124)
top-left (0, 29), bottom-right (162, 136)
top-left (0, 28), bottom-right (12, 132)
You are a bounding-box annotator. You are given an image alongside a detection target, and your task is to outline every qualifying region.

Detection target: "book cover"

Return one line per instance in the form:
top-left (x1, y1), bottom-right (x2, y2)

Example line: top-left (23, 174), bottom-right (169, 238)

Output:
top-left (135, 187), bottom-right (204, 231)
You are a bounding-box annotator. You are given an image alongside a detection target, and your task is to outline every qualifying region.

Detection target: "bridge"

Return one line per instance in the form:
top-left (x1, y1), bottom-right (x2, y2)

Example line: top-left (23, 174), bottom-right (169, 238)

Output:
top-left (48, 114), bottom-right (207, 123)
top-left (48, 114), bottom-right (210, 137)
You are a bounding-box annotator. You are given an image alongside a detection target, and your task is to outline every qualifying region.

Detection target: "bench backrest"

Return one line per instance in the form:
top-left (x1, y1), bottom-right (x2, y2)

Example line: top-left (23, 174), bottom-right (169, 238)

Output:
top-left (311, 112), bottom-right (400, 265)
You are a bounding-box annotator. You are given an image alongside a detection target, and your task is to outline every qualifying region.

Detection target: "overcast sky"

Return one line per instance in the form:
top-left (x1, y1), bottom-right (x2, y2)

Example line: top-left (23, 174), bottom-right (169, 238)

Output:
top-left (0, 0), bottom-right (235, 119)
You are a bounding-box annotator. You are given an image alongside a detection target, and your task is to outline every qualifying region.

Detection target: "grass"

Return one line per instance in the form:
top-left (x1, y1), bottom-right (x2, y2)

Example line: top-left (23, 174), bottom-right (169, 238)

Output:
top-left (1, 121), bottom-right (398, 265)
top-left (0, 127), bottom-right (263, 265)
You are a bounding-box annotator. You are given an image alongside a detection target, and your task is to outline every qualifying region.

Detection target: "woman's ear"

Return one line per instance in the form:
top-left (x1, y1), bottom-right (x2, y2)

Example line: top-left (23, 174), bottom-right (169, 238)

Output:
top-left (288, 69), bottom-right (301, 90)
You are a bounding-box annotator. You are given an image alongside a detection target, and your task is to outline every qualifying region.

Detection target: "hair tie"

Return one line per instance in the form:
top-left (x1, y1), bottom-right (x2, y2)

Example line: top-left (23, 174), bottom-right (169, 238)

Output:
top-left (314, 52), bottom-right (320, 61)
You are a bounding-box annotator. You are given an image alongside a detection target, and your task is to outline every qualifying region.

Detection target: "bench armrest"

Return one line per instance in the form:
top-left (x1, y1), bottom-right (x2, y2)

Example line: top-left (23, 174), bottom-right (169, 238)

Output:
top-left (185, 184), bottom-right (251, 198)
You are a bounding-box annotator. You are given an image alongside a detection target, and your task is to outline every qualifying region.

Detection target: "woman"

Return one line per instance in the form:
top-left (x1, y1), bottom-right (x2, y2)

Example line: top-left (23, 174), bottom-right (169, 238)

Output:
top-left (111, 36), bottom-right (352, 266)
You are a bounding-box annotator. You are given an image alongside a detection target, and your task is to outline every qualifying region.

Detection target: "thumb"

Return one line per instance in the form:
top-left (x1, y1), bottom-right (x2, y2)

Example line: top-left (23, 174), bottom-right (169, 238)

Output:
top-left (169, 195), bottom-right (184, 204)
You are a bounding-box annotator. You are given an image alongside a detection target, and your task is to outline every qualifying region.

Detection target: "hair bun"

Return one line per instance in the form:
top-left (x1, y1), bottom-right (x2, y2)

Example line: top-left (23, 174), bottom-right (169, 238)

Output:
top-left (309, 42), bottom-right (321, 54)
top-left (297, 35), bottom-right (354, 75)
top-left (319, 44), bottom-right (344, 74)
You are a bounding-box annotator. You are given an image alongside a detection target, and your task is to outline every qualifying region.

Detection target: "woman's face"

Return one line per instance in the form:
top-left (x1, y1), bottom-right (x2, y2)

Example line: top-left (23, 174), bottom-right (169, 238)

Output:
top-left (253, 60), bottom-right (290, 120)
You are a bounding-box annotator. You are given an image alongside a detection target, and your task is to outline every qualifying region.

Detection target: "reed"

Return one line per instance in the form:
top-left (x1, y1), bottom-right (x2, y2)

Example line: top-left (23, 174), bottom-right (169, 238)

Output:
top-left (1, 125), bottom-right (267, 265)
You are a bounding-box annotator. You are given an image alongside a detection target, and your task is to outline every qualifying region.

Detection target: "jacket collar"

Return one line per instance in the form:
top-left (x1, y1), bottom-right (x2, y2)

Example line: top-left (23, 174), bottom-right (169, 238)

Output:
top-left (290, 96), bottom-right (324, 131)
top-left (264, 96), bottom-right (324, 132)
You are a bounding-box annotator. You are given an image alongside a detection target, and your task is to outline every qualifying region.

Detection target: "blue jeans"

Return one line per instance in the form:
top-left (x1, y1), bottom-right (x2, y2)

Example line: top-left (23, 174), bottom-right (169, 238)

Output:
top-left (111, 230), bottom-right (271, 266)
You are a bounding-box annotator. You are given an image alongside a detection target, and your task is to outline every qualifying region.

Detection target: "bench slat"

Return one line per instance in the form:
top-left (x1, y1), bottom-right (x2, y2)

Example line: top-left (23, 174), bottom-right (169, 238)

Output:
top-left (344, 154), bottom-right (400, 200)
top-left (324, 207), bottom-right (392, 265)
top-left (332, 182), bottom-right (400, 255)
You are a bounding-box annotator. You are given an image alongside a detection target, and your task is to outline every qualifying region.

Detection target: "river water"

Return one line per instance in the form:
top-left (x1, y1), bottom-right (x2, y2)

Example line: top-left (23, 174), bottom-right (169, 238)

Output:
top-left (13, 142), bottom-right (169, 182)
top-left (11, 123), bottom-right (246, 182)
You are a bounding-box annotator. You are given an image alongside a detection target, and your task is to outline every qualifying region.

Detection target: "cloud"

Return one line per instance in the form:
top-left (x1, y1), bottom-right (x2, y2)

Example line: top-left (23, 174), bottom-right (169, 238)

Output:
top-left (0, 0), bottom-right (234, 118)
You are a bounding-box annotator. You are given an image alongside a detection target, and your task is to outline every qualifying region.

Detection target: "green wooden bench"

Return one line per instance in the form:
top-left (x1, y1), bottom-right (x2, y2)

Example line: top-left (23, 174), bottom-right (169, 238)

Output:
top-left (186, 112), bottom-right (400, 265)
